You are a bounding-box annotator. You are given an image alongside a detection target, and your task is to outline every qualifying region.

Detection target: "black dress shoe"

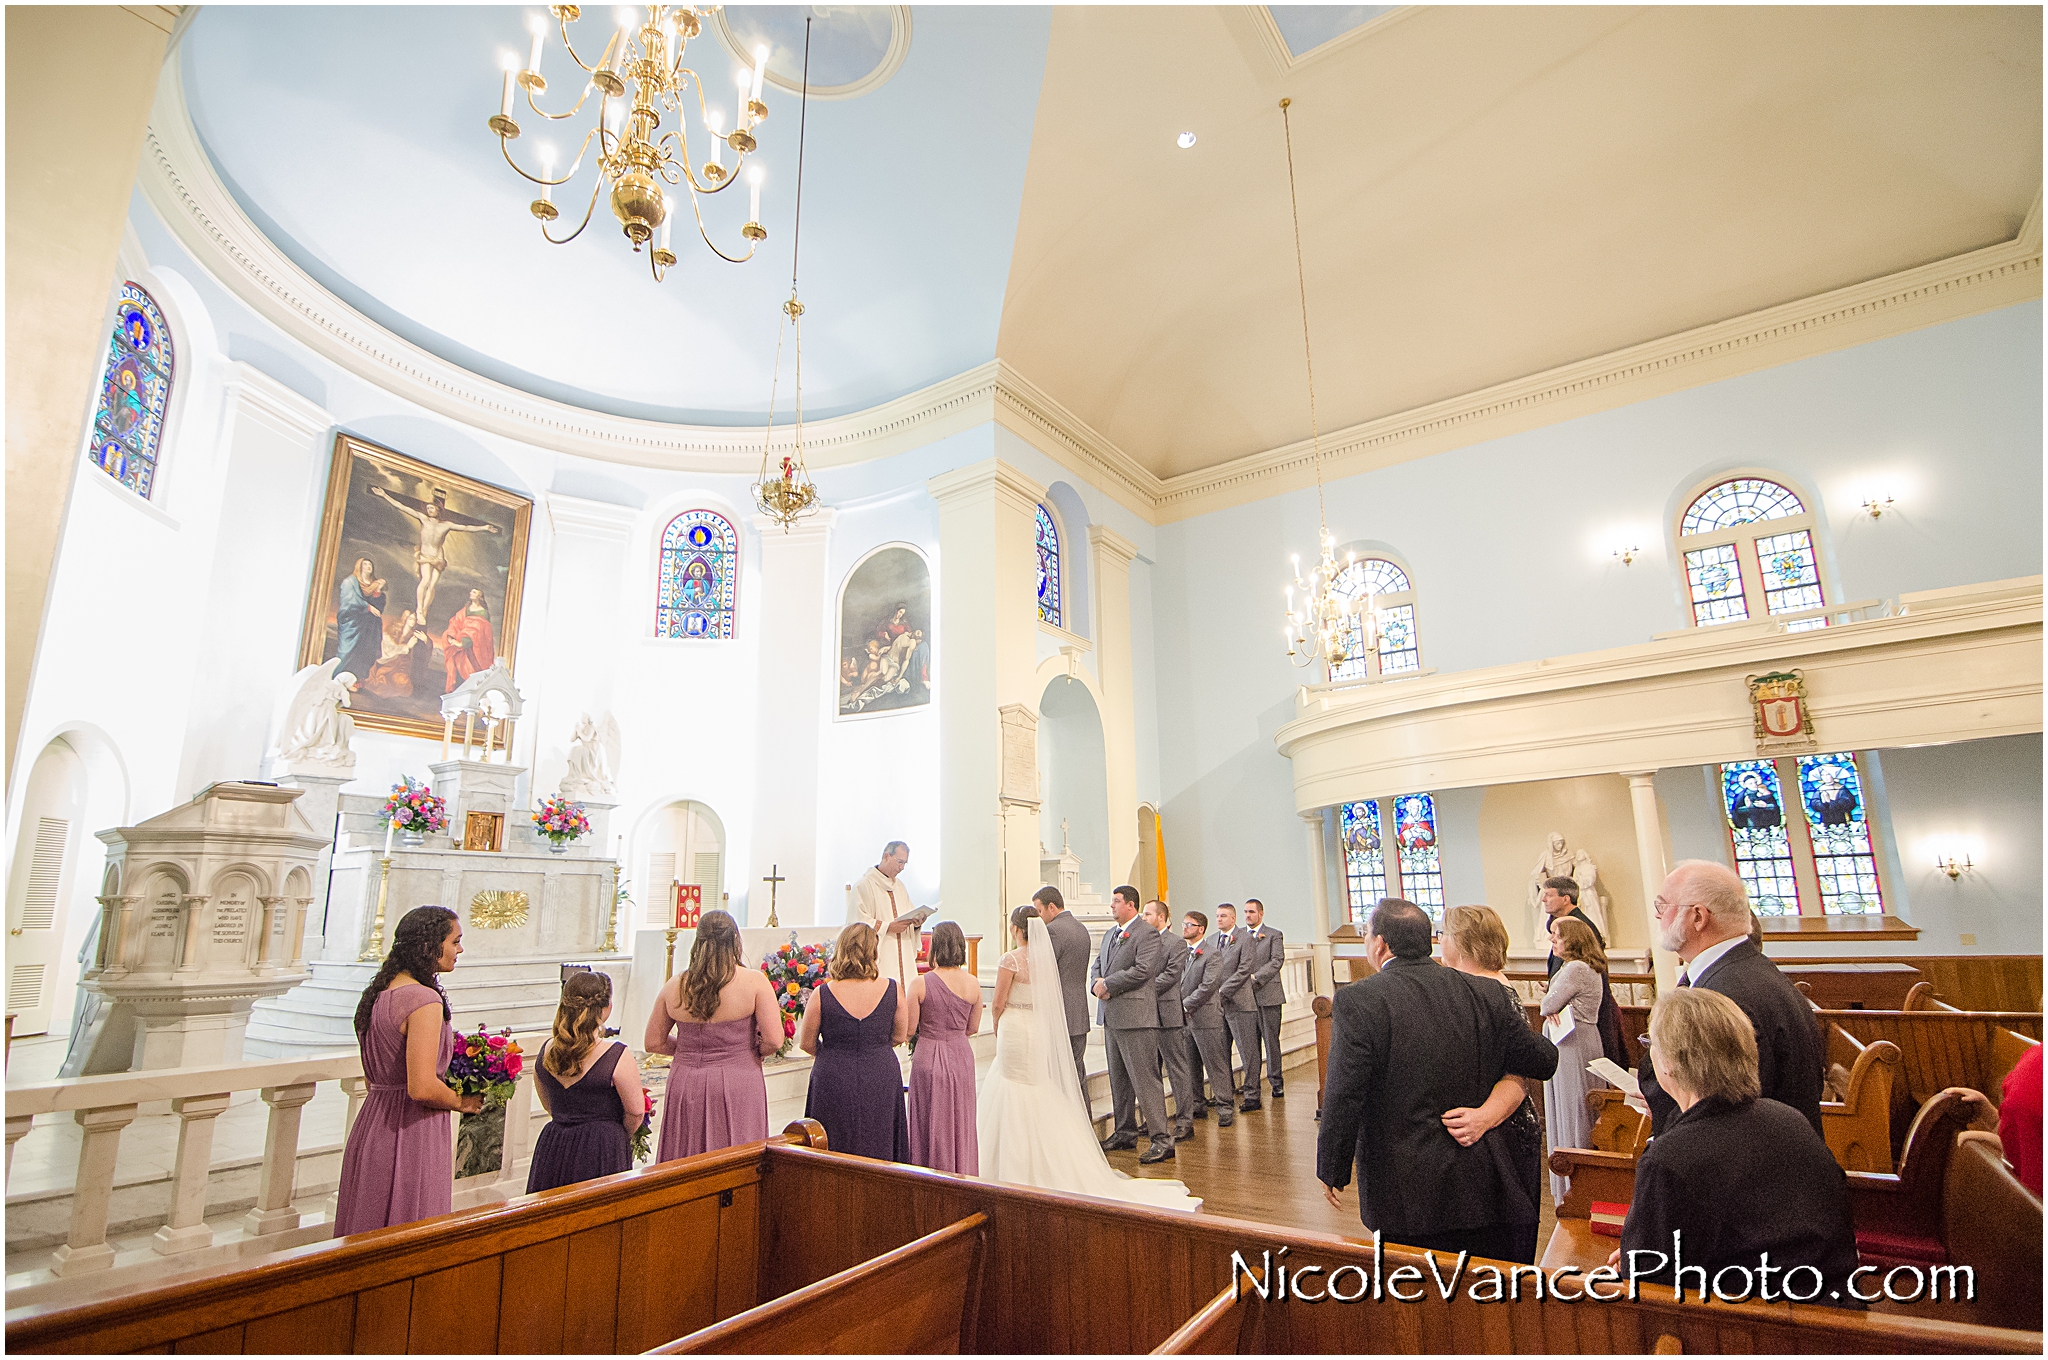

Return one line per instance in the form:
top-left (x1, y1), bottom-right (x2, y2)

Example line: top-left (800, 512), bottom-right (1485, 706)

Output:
top-left (1271, 1087), bottom-right (1284, 1099)
top-left (1100, 1136), bottom-right (1139, 1152)
top-left (1190, 1105), bottom-right (1208, 1120)
top-left (1218, 1113), bottom-right (1235, 1128)
top-left (1138, 1144), bottom-right (1176, 1165)
top-left (1173, 1125), bottom-right (1194, 1142)
top-left (1239, 1100), bottom-right (1262, 1113)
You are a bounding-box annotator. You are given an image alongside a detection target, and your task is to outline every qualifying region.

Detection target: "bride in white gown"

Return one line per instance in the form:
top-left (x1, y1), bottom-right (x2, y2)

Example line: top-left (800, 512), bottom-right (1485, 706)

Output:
top-left (977, 907), bottom-right (1202, 1212)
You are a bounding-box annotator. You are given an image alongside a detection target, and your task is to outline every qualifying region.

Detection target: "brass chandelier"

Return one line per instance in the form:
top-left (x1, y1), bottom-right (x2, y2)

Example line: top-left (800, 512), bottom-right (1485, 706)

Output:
top-left (752, 17), bottom-right (821, 532)
top-left (1277, 97), bottom-right (1377, 672)
top-left (489, 4), bottom-right (770, 280)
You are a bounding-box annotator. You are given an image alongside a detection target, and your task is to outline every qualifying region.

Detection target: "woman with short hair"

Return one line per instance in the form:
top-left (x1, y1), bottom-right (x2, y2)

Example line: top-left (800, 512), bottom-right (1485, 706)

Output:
top-left (1436, 905), bottom-right (1543, 1263)
top-left (1541, 914), bottom-right (1612, 1201)
top-left (1616, 988), bottom-right (1858, 1305)
top-left (799, 921), bottom-right (911, 1161)
top-left (645, 909), bottom-right (781, 1161)
top-left (907, 921), bottom-right (982, 1174)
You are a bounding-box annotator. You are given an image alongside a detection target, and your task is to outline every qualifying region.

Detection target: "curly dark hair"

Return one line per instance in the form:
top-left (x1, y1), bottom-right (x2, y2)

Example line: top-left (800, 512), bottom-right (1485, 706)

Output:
top-left (353, 905), bottom-right (457, 1039)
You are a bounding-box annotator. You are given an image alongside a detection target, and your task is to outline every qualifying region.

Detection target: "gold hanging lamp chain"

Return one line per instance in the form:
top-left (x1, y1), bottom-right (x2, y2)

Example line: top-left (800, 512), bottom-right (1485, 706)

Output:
top-left (753, 18), bottom-right (822, 530)
top-left (1279, 96), bottom-right (1328, 536)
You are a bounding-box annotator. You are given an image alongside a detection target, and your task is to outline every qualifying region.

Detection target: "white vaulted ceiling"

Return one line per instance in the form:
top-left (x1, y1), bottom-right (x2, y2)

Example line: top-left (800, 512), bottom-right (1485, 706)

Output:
top-left (167, 5), bottom-right (2040, 487)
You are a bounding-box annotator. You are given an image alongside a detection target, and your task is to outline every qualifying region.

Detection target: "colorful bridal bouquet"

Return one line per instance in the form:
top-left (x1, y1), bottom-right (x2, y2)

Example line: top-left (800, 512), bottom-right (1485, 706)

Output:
top-left (382, 776), bottom-right (448, 834)
top-left (630, 1087), bottom-right (656, 1163)
top-left (446, 1023), bottom-right (525, 1104)
top-left (533, 794), bottom-right (591, 846)
top-left (761, 940), bottom-right (833, 1056)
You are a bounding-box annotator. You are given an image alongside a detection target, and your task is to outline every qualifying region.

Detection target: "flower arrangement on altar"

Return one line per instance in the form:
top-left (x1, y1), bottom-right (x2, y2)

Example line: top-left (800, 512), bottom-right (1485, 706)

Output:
top-left (630, 1087), bottom-right (656, 1163)
top-left (533, 794), bottom-right (591, 850)
top-left (446, 1023), bottom-right (525, 1104)
top-left (382, 776), bottom-right (448, 836)
top-left (761, 940), bottom-right (833, 1057)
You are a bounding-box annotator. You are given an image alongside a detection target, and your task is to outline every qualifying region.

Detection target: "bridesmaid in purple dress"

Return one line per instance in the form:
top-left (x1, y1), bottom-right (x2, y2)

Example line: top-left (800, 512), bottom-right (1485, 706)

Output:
top-left (645, 910), bottom-right (781, 1161)
top-left (908, 922), bottom-right (982, 1175)
top-left (800, 922), bottom-right (911, 1162)
top-left (334, 906), bottom-right (483, 1236)
top-left (528, 971), bottom-right (645, 1192)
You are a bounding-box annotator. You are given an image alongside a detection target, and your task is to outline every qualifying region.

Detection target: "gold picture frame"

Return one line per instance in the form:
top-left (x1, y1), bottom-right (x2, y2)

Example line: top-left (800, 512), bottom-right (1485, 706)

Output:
top-left (297, 433), bottom-right (533, 740)
top-left (462, 811), bottom-right (506, 853)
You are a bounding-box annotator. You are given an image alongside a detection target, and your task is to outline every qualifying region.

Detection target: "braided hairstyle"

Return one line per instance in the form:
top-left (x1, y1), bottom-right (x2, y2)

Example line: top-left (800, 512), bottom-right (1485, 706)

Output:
top-left (545, 970), bottom-right (614, 1079)
top-left (681, 910), bottom-right (742, 1021)
top-left (353, 905), bottom-right (457, 1039)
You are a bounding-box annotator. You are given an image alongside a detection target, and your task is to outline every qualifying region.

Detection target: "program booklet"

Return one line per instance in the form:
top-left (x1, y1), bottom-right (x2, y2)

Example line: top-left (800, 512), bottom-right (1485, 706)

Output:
top-left (1587, 1057), bottom-right (1641, 1098)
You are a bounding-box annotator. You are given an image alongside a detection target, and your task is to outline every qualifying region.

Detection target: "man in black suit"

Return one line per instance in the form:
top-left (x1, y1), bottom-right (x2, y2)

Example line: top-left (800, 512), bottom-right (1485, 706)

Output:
top-left (1034, 885), bottom-right (1094, 1109)
top-left (1177, 909), bottom-right (1235, 1127)
top-left (1639, 859), bottom-right (1824, 1139)
top-left (1539, 877), bottom-right (1604, 979)
top-left (1317, 898), bottom-right (1559, 1262)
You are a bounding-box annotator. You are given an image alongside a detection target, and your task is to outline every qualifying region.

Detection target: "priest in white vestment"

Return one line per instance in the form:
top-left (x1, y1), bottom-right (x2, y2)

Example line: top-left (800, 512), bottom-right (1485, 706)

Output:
top-left (851, 841), bottom-right (923, 991)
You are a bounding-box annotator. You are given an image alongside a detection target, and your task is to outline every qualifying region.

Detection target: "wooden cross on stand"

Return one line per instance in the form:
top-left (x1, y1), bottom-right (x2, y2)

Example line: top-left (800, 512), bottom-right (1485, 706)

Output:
top-left (762, 864), bottom-right (785, 929)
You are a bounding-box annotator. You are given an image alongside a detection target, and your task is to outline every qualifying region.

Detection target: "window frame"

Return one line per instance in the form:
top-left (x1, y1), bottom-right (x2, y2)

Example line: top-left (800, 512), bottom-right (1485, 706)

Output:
top-left (1327, 552), bottom-right (1421, 683)
top-left (655, 508), bottom-right (741, 641)
top-left (1715, 750), bottom-right (1894, 918)
top-left (86, 279), bottom-right (178, 502)
top-left (1034, 503), bottom-right (1062, 628)
top-left (1673, 472), bottom-right (1833, 630)
top-left (1339, 792), bottom-right (1446, 925)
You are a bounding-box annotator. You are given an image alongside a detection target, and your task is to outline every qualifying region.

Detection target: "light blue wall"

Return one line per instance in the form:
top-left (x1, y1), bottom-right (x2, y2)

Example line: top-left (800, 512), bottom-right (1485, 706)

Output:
top-left (1153, 303), bottom-right (2044, 939)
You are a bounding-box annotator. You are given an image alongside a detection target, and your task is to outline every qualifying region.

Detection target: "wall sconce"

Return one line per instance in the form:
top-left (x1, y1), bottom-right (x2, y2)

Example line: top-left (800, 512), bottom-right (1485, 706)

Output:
top-left (1612, 545), bottom-right (1639, 566)
top-left (1936, 852), bottom-right (1974, 880)
top-left (1861, 494), bottom-right (1895, 520)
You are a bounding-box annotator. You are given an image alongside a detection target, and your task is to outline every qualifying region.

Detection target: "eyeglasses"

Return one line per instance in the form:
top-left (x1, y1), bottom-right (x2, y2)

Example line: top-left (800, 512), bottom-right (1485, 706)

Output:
top-left (1652, 896), bottom-right (1695, 916)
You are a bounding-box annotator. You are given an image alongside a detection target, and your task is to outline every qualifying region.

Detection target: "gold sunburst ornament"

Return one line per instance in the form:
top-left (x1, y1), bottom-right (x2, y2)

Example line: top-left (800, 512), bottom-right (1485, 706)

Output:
top-left (752, 18), bottom-right (822, 532)
top-left (469, 889), bottom-right (531, 930)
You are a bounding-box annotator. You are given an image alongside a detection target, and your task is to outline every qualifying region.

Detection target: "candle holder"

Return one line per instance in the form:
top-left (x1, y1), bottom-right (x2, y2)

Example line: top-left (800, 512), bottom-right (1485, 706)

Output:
top-left (663, 927), bottom-right (679, 980)
top-left (358, 854), bottom-right (393, 962)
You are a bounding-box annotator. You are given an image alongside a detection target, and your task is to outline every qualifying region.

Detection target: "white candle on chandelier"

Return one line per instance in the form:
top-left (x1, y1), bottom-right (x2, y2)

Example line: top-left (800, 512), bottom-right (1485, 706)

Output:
top-left (736, 68), bottom-right (753, 130)
top-left (499, 61), bottom-right (517, 117)
top-left (705, 108), bottom-right (723, 169)
top-left (659, 214), bottom-right (672, 252)
top-left (527, 18), bottom-right (545, 74)
top-left (747, 165), bottom-right (762, 223)
top-left (751, 44), bottom-right (769, 102)
top-left (539, 145), bottom-right (555, 203)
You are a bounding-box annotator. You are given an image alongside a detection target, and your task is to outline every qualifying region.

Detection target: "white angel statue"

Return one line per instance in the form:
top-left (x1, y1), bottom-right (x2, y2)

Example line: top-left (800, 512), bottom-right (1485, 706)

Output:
top-left (270, 658), bottom-right (357, 771)
top-left (561, 712), bottom-right (620, 800)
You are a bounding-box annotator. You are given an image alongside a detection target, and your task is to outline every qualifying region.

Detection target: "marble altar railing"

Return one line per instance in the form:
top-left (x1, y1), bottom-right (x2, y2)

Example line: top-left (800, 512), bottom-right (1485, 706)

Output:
top-left (5, 1030), bottom-right (549, 1294)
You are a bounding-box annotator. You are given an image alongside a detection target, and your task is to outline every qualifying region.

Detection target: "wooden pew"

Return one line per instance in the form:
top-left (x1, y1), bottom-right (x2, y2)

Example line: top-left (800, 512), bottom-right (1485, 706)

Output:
top-left (1583, 1088), bottom-right (1649, 1155)
top-left (1935, 1131), bottom-right (2043, 1333)
top-left (1152, 1275), bottom-right (1266, 1354)
top-left (1816, 1008), bottom-right (2041, 1125)
top-left (1902, 984), bottom-right (2045, 1091)
top-left (1541, 1144), bottom-right (1641, 1273)
top-left (1840, 1089), bottom-right (1980, 1271)
top-left (655, 1212), bottom-right (989, 1354)
top-left (1821, 1021), bottom-right (1902, 1173)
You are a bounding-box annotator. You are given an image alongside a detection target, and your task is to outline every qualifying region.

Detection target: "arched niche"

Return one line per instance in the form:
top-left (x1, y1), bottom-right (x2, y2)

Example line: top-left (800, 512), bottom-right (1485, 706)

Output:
top-left (634, 799), bottom-right (728, 925)
top-left (1038, 675), bottom-right (1110, 889)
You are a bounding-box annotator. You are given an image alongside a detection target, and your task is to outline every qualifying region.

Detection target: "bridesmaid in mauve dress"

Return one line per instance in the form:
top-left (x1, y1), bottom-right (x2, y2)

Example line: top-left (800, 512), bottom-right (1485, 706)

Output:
top-left (800, 922), bottom-right (912, 1162)
top-left (645, 910), bottom-right (782, 1161)
top-left (527, 971), bottom-right (644, 1193)
top-left (908, 922), bottom-right (982, 1175)
top-left (334, 906), bottom-right (483, 1236)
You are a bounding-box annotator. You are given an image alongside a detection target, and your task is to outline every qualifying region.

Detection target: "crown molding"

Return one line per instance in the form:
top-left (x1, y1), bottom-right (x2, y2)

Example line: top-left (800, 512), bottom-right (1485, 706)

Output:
top-left (219, 361), bottom-right (333, 440)
top-left (1241, 6), bottom-right (1422, 75)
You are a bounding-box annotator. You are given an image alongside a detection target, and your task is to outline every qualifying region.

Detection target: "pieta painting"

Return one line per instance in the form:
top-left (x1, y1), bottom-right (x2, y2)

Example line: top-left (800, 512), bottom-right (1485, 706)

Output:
top-left (837, 544), bottom-right (932, 718)
top-left (297, 433), bottom-right (533, 738)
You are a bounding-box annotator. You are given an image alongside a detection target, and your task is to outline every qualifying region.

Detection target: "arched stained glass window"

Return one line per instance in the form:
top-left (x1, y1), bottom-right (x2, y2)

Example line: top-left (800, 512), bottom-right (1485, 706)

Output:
top-left (1329, 556), bottom-right (1420, 681)
top-left (1798, 752), bottom-right (1884, 916)
top-left (1339, 799), bottom-right (1385, 925)
top-left (89, 282), bottom-right (175, 499)
top-left (1720, 760), bottom-right (1801, 915)
top-left (657, 510), bottom-right (738, 639)
top-left (1392, 792), bottom-right (1444, 923)
top-left (1677, 476), bottom-right (1827, 631)
top-left (1035, 504), bottom-right (1061, 626)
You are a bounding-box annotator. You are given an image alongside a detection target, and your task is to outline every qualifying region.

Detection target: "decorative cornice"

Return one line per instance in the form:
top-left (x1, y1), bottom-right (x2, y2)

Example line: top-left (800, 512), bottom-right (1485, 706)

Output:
top-left (544, 493), bottom-right (638, 539)
top-left (219, 361), bottom-right (332, 440)
top-left (1086, 523), bottom-right (1140, 568)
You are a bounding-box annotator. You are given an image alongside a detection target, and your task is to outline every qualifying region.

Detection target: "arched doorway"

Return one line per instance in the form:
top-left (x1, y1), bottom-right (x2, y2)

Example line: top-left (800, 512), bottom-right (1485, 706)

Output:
top-left (638, 800), bottom-right (727, 927)
top-left (7, 732), bottom-right (125, 1037)
top-left (1038, 677), bottom-right (1109, 892)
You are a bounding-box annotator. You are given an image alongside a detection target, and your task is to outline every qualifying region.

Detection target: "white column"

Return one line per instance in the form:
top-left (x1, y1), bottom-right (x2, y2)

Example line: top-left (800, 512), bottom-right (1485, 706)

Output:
top-left (1088, 525), bottom-right (1140, 886)
top-left (748, 509), bottom-right (836, 925)
top-left (51, 1103), bottom-right (137, 1276)
top-left (152, 1092), bottom-right (232, 1255)
top-left (272, 771), bottom-right (350, 962)
top-left (243, 1081), bottom-right (316, 1235)
top-left (929, 460), bottom-right (1046, 949)
top-left (1302, 809), bottom-right (1335, 998)
top-left (5, 1113), bottom-right (34, 1188)
top-left (1625, 771), bottom-right (1676, 994)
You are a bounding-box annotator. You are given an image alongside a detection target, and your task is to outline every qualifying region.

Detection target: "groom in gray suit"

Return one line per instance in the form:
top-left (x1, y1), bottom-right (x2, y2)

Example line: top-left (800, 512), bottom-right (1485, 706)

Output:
top-left (1243, 899), bottom-right (1287, 1102)
top-left (1094, 887), bottom-right (1174, 1164)
top-left (1144, 898), bottom-right (1197, 1141)
top-left (1034, 885), bottom-right (1094, 1108)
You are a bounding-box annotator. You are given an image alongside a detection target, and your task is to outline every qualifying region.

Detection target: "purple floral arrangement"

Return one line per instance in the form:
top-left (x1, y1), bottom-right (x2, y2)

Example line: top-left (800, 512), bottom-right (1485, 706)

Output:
top-left (382, 776), bottom-right (447, 833)
top-left (533, 794), bottom-right (591, 844)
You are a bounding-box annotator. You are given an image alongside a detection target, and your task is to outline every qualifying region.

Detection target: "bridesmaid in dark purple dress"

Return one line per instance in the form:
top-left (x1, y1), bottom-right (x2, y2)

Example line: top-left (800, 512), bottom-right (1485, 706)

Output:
top-left (334, 906), bottom-right (483, 1236)
top-left (800, 922), bottom-right (911, 1162)
top-left (644, 910), bottom-right (782, 1161)
top-left (908, 922), bottom-right (982, 1175)
top-left (527, 971), bottom-right (644, 1193)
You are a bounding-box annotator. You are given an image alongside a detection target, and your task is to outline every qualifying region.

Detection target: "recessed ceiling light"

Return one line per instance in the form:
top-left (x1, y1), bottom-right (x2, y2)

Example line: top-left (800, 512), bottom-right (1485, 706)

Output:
top-left (1177, 131), bottom-right (1197, 149)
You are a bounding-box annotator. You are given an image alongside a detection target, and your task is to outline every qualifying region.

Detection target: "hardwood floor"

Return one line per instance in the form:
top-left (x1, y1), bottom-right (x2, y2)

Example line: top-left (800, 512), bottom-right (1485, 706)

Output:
top-left (1101, 1060), bottom-right (1559, 1252)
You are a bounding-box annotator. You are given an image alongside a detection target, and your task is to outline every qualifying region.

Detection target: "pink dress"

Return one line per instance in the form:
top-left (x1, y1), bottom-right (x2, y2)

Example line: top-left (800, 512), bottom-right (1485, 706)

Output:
top-left (659, 1015), bottom-right (770, 1161)
top-left (334, 984), bottom-right (454, 1236)
top-left (908, 980), bottom-right (978, 1175)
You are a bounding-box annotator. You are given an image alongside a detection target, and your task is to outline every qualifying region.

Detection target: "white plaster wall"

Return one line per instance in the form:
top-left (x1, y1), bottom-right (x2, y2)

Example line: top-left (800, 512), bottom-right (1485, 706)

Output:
top-left (1154, 302), bottom-right (2044, 941)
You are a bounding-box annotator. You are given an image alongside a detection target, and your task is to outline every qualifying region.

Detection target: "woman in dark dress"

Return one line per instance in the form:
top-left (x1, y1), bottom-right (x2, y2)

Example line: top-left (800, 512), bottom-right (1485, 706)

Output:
top-left (799, 922), bottom-right (911, 1162)
top-left (1437, 904), bottom-right (1544, 1264)
top-left (527, 971), bottom-right (645, 1193)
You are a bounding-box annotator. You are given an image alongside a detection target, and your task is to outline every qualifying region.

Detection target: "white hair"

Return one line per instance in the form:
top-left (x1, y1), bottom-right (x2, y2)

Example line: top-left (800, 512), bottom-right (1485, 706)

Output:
top-left (1671, 859), bottom-right (1750, 930)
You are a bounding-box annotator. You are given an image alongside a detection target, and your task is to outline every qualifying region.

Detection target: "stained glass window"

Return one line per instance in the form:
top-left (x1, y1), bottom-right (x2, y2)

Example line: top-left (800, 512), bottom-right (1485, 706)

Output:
top-left (1392, 793), bottom-right (1444, 923)
top-left (1339, 799), bottom-right (1386, 924)
top-left (89, 282), bottom-right (175, 498)
top-left (1798, 752), bottom-right (1884, 916)
top-left (1035, 505), bottom-right (1061, 627)
top-left (1680, 478), bottom-right (1806, 536)
top-left (1330, 558), bottom-right (1420, 681)
top-left (1756, 528), bottom-right (1827, 630)
top-left (1720, 760), bottom-right (1801, 915)
top-left (657, 510), bottom-right (737, 639)
top-left (1684, 545), bottom-right (1749, 626)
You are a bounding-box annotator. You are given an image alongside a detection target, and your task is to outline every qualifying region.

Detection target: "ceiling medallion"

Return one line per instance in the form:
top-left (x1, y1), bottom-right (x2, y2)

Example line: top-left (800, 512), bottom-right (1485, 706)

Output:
top-left (753, 17), bottom-right (822, 532)
top-left (488, 4), bottom-right (771, 282)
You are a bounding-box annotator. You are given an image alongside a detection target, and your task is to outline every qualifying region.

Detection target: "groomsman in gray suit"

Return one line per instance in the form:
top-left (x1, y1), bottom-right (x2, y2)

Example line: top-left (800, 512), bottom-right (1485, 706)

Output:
top-left (1094, 888), bottom-right (1175, 1164)
top-left (1144, 898), bottom-right (1197, 1141)
top-left (1243, 899), bottom-right (1287, 1102)
top-left (1215, 903), bottom-right (1263, 1111)
top-left (1178, 908), bottom-right (1236, 1127)
top-left (1034, 885), bottom-right (1094, 1109)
